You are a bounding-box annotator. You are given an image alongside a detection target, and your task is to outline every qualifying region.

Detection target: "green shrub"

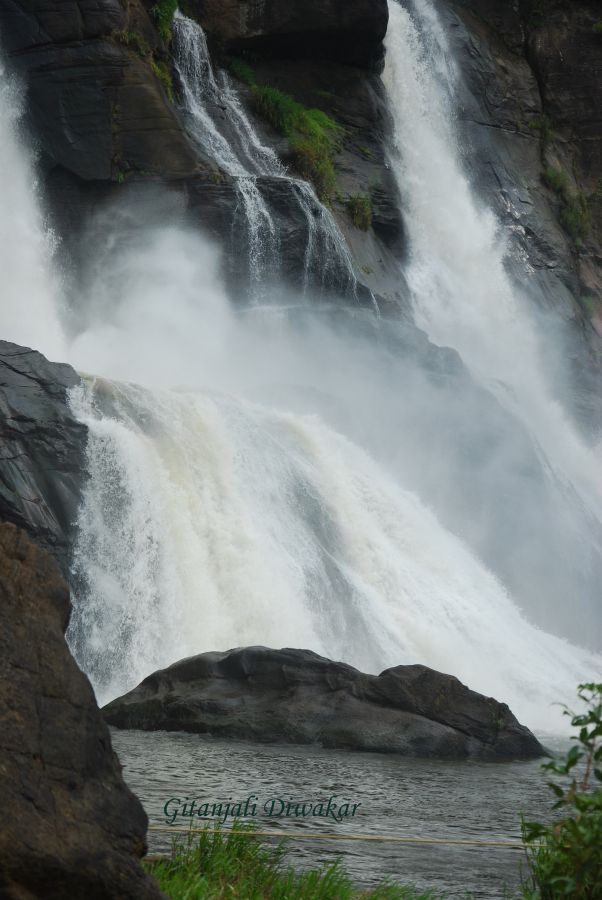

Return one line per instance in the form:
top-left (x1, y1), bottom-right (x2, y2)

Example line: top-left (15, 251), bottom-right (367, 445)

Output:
top-left (112, 29), bottom-right (150, 57)
top-left (150, 0), bottom-right (178, 43)
top-left (151, 60), bottom-right (174, 102)
top-left (529, 114), bottom-right (553, 147)
top-left (229, 58), bottom-right (256, 87)
top-left (543, 166), bottom-right (569, 195)
top-left (346, 193), bottom-right (373, 231)
top-left (146, 822), bottom-right (440, 899)
top-left (520, 683), bottom-right (602, 899)
top-left (251, 85), bottom-right (341, 201)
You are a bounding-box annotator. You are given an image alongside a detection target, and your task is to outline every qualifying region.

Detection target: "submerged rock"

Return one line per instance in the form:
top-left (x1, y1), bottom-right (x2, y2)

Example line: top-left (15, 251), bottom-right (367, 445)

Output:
top-left (0, 341), bottom-right (86, 577)
top-left (0, 523), bottom-right (164, 899)
top-left (103, 646), bottom-right (544, 761)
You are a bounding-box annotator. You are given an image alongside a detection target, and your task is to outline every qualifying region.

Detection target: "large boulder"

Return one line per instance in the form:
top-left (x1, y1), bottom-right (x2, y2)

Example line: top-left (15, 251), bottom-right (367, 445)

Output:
top-left (0, 523), bottom-right (164, 899)
top-left (103, 646), bottom-right (544, 761)
top-left (179, 0), bottom-right (389, 68)
top-left (0, 341), bottom-right (86, 577)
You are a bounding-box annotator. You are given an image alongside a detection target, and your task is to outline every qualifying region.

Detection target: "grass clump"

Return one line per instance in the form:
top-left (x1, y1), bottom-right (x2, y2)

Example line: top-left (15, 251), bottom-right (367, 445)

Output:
top-left (253, 86), bottom-right (341, 200)
top-left (146, 822), bottom-right (439, 899)
top-left (151, 60), bottom-right (174, 101)
top-left (543, 167), bottom-right (591, 245)
top-left (520, 683), bottom-right (602, 899)
top-left (112, 29), bottom-right (150, 57)
top-left (346, 193), bottom-right (373, 231)
top-left (227, 62), bottom-right (342, 201)
top-left (150, 0), bottom-right (178, 43)
top-left (529, 114), bottom-right (553, 147)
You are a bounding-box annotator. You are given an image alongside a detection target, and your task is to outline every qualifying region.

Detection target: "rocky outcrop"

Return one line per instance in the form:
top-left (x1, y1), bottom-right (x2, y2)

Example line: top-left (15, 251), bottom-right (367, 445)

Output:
top-left (445, 0), bottom-right (602, 425)
top-left (179, 0), bottom-right (388, 68)
top-left (0, 341), bottom-right (86, 576)
top-left (0, 523), bottom-right (164, 900)
top-left (103, 646), bottom-right (544, 761)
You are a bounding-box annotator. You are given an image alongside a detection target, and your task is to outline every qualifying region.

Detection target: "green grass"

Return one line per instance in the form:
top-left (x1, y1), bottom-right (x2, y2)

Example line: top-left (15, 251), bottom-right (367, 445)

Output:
top-left (151, 60), bottom-right (174, 102)
top-left (146, 823), bottom-right (440, 899)
top-left (150, 0), bottom-right (178, 43)
top-left (529, 114), bottom-right (553, 148)
top-left (112, 28), bottom-right (150, 57)
top-left (227, 61), bottom-right (342, 201)
top-left (346, 194), bottom-right (373, 231)
top-left (543, 167), bottom-right (591, 246)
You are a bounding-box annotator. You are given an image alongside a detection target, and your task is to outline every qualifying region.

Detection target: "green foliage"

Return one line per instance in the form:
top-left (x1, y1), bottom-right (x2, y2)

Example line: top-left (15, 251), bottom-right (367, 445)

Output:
top-left (151, 60), bottom-right (174, 102)
top-left (251, 86), bottom-right (341, 200)
top-left (529, 114), bottom-right (553, 147)
top-left (228, 58), bottom-right (257, 87)
top-left (346, 193), bottom-right (373, 231)
top-left (520, 683), bottom-right (602, 899)
top-left (146, 822), bottom-right (439, 899)
top-left (112, 29), bottom-right (150, 57)
top-left (543, 166), bottom-right (569, 195)
top-left (543, 167), bottom-right (591, 245)
top-left (150, 0), bottom-right (178, 43)
top-left (593, 22), bottom-right (602, 35)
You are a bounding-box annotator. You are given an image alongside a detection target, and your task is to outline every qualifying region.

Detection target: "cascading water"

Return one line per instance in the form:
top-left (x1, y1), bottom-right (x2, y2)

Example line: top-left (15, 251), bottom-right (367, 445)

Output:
top-left (383, 0), bottom-right (602, 635)
top-left (172, 10), bottom-right (357, 298)
top-left (0, 20), bottom-right (600, 736)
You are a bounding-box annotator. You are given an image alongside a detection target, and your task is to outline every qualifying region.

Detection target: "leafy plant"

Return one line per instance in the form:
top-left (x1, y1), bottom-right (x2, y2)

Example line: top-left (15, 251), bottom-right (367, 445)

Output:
top-left (146, 821), bottom-right (440, 899)
top-left (150, 0), bottom-right (178, 43)
top-left (543, 167), bottom-right (591, 245)
top-left (228, 58), bottom-right (256, 87)
top-left (151, 60), bottom-right (174, 102)
top-left (529, 114), bottom-right (553, 148)
top-left (520, 683), bottom-right (602, 899)
top-left (112, 29), bottom-right (150, 57)
top-left (346, 193), bottom-right (373, 231)
top-left (250, 85), bottom-right (342, 201)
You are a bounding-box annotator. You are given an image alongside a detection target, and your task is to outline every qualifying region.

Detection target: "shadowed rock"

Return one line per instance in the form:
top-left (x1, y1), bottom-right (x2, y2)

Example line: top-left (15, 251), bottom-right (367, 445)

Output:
top-left (0, 341), bottom-right (86, 577)
top-left (0, 522), bottom-right (164, 900)
top-left (103, 646), bottom-right (544, 761)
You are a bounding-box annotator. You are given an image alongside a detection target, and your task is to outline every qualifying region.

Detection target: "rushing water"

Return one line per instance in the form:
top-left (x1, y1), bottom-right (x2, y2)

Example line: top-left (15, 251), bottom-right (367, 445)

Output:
top-left (113, 728), bottom-right (567, 899)
top-left (383, 0), bottom-right (602, 642)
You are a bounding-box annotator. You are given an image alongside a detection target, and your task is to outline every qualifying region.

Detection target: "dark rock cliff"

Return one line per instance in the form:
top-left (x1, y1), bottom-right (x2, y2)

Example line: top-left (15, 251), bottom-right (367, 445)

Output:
top-left (0, 341), bottom-right (86, 577)
top-left (103, 645), bottom-right (545, 761)
top-left (0, 522), bottom-right (164, 899)
top-left (446, 0), bottom-right (602, 426)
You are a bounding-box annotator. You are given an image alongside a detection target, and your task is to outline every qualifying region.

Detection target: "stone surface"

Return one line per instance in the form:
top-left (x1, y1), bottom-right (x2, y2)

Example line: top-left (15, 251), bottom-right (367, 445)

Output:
top-left (0, 341), bottom-right (86, 576)
top-left (179, 0), bottom-right (389, 68)
top-left (103, 646), bottom-right (545, 761)
top-left (0, 522), bottom-right (164, 900)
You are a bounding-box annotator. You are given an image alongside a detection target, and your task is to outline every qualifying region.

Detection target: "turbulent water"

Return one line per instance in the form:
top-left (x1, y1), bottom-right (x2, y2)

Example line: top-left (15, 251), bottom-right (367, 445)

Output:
top-left (0, 4), bottom-right (600, 736)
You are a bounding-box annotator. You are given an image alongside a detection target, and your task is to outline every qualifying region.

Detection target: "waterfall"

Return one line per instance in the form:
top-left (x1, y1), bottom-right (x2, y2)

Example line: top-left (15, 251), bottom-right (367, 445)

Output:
top-left (67, 375), bottom-right (599, 730)
top-left (1, 18), bottom-right (600, 736)
top-left (0, 56), bottom-right (65, 359)
top-left (172, 10), bottom-right (357, 298)
top-left (383, 0), bottom-right (602, 633)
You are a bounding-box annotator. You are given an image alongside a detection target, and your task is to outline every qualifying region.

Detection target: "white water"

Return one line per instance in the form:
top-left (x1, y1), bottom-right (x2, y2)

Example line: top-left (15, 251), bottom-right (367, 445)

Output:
top-left (172, 10), bottom-right (357, 296)
top-left (0, 22), bottom-right (599, 734)
top-left (383, 0), bottom-right (602, 526)
top-left (0, 59), bottom-right (65, 360)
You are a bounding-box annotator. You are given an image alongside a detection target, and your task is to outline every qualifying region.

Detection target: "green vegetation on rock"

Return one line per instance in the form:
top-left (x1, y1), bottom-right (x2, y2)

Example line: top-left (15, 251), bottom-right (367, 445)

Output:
top-left (146, 823), bottom-right (439, 899)
top-left (529, 114), bottom-right (553, 148)
top-left (543, 167), bottom-right (591, 246)
top-left (346, 193), bottom-right (373, 230)
top-left (151, 60), bottom-right (174, 102)
top-left (520, 683), bottom-right (602, 899)
top-left (150, 0), bottom-right (178, 43)
top-left (228, 59), bottom-right (342, 201)
top-left (112, 29), bottom-right (150, 57)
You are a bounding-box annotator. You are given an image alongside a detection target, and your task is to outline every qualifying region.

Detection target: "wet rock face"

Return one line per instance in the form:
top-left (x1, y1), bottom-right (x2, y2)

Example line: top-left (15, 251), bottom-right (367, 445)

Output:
top-left (0, 523), bottom-right (164, 900)
top-left (103, 645), bottom-right (545, 761)
top-left (178, 0), bottom-right (389, 68)
top-left (0, 342), bottom-right (86, 577)
top-left (0, 0), bottom-right (202, 181)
